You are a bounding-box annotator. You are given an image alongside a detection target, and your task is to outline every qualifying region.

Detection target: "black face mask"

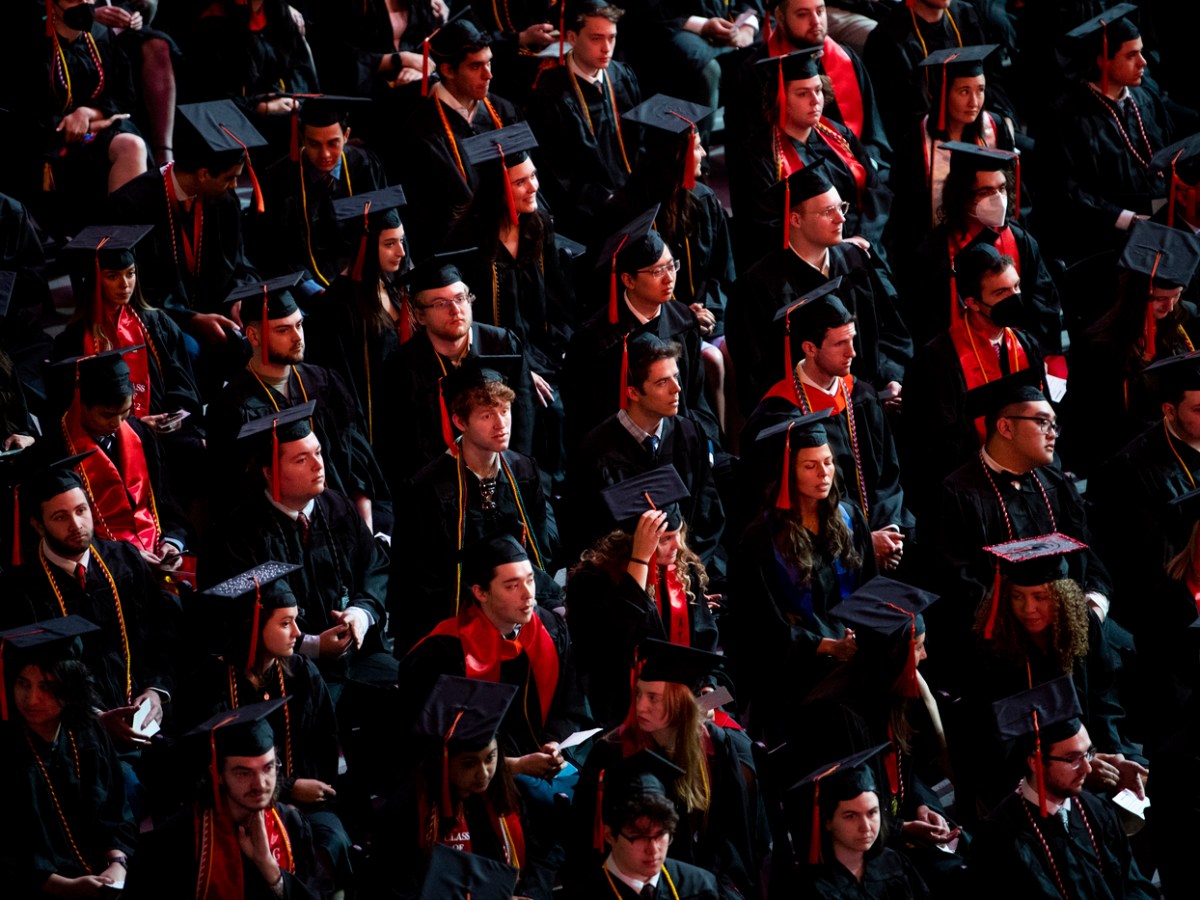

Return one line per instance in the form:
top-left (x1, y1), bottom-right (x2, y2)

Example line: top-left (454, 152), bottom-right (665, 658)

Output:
top-left (988, 294), bottom-right (1025, 329)
top-left (60, 2), bottom-right (95, 31)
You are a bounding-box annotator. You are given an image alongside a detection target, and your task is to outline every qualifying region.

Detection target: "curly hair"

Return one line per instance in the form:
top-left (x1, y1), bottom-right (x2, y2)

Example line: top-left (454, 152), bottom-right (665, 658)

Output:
top-left (450, 380), bottom-right (516, 423)
top-left (617, 682), bottom-right (710, 814)
top-left (572, 523), bottom-right (709, 606)
top-left (974, 577), bottom-right (1090, 673)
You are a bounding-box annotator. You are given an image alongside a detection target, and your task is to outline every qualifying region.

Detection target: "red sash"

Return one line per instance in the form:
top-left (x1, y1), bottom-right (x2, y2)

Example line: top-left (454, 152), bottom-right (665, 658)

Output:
top-left (764, 372), bottom-right (852, 416)
top-left (440, 810), bottom-right (473, 854)
top-left (659, 565), bottom-right (692, 647)
top-left (777, 121), bottom-right (867, 203)
top-left (62, 408), bottom-right (160, 552)
top-left (426, 606), bottom-right (560, 724)
top-left (821, 38), bottom-right (864, 138)
top-left (194, 805), bottom-right (293, 900)
top-left (84, 308), bottom-right (153, 419)
top-left (949, 317), bottom-right (1029, 443)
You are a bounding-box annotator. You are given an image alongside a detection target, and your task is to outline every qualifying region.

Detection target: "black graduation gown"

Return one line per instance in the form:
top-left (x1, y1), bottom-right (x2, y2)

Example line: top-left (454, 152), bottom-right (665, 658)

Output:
top-left (576, 857), bottom-right (722, 899)
top-left (374, 323), bottom-right (536, 484)
top-left (971, 789), bottom-right (1157, 899)
top-left (389, 448), bottom-right (560, 655)
top-left (526, 60), bottom-right (641, 240)
top-left (565, 560), bottom-right (721, 728)
top-left (0, 719), bottom-right (136, 896)
top-left (798, 849), bottom-right (930, 899)
top-left (465, 0), bottom-right (557, 105)
top-left (566, 413), bottom-right (725, 569)
top-left (568, 725), bottom-right (760, 899)
top-left (1148, 708), bottom-right (1200, 898)
top-left (562, 299), bottom-right (720, 449)
top-left (5, 537), bottom-right (178, 711)
top-left (901, 327), bottom-right (1044, 514)
top-left (395, 606), bottom-right (591, 759)
top-left (726, 243), bottom-right (911, 414)
top-left (123, 802), bottom-right (318, 900)
top-left (258, 146), bottom-right (388, 285)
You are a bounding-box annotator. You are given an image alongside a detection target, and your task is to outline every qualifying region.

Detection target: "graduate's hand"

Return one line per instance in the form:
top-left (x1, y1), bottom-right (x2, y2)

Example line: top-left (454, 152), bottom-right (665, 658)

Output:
top-left (132, 689), bottom-right (165, 730)
top-left (843, 234), bottom-right (872, 254)
top-left (690, 303), bottom-right (716, 336)
top-left (58, 108), bottom-right (93, 144)
top-left (98, 703), bottom-right (151, 746)
top-left (631, 510), bottom-right (668, 565)
top-left (190, 312), bottom-right (240, 343)
top-left (332, 607), bottom-right (369, 650)
top-left (881, 380), bottom-right (902, 412)
top-left (4, 433), bottom-right (35, 450)
top-left (519, 22), bottom-right (555, 51)
top-left (531, 371), bottom-right (555, 407)
top-left (47, 873), bottom-right (118, 897)
top-left (317, 622), bottom-right (354, 656)
top-left (732, 24), bottom-right (756, 48)
top-left (292, 778), bottom-right (337, 804)
top-left (818, 628), bottom-right (857, 661)
top-left (238, 809), bottom-right (284, 885)
top-left (288, 5), bottom-right (307, 36)
top-left (156, 541), bottom-right (183, 570)
top-left (1090, 753), bottom-right (1149, 797)
top-left (872, 527), bottom-right (904, 570)
top-left (94, 5), bottom-right (141, 30)
top-left (432, 0), bottom-right (449, 22)
top-left (902, 806), bottom-right (959, 846)
top-left (394, 67), bottom-right (423, 86)
top-left (701, 17), bottom-right (736, 43)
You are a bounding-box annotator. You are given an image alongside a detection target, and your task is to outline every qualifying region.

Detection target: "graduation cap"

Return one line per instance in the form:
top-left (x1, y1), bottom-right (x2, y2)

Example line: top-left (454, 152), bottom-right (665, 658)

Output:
top-left (786, 743), bottom-right (889, 864)
top-left (830, 577), bottom-right (939, 697)
top-left (756, 45), bottom-right (824, 133)
top-left (1118, 219), bottom-right (1200, 288)
top-left (461, 122), bottom-right (540, 226)
top-left (419, 844), bottom-right (517, 900)
top-left (754, 409), bottom-right (834, 510)
top-left (49, 345), bottom-right (142, 411)
top-left (186, 698), bottom-right (289, 809)
top-left (203, 562), bottom-right (303, 671)
top-left (555, 233), bottom-right (587, 261)
top-left (416, 674), bottom-right (519, 816)
top-left (175, 100), bottom-right (267, 212)
top-left (963, 366), bottom-right (1046, 422)
top-left (917, 45), bottom-right (998, 132)
top-left (1144, 348), bottom-right (1200, 401)
top-left (0, 615), bottom-right (98, 720)
top-left (773, 276), bottom-right (846, 384)
top-left (596, 748), bottom-right (685, 846)
top-left (332, 185), bottom-right (408, 290)
top-left (9, 451), bottom-right (95, 567)
top-left (981, 533), bottom-right (1088, 639)
top-left (460, 531), bottom-right (530, 591)
top-left (398, 249), bottom-right (476, 298)
top-left (423, 7), bottom-right (488, 96)
top-left (991, 675), bottom-right (1082, 816)
top-left (226, 273), bottom-right (304, 367)
top-left (1065, 4), bottom-right (1140, 95)
top-left (595, 206), bottom-right (662, 326)
top-left (943, 141), bottom-right (1020, 221)
top-left (442, 354), bottom-right (520, 417)
top-left (1151, 133), bottom-right (1200, 227)
top-left (0, 271), bottom-right (13, 320)
top-left (599, 465), bottom-right (691, 532)
top-left (633, 638), bottom-right (725, 690)
top-left (63, 225), bottom-right (152, 355)
top-left (624, 94), bottom-right (713, 191)
top-left (236, 400), bottom-right (318, 502)
top-left (762, 162), bottom-right (836, 249)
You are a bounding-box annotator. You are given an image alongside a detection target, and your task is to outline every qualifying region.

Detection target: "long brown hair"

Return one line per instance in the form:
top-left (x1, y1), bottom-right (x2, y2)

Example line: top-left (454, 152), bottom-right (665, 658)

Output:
top-left (973, 578), bottom-right (1090, 674)
top-left (416, 739), bottom-right (520, 853)
top-left (572, 523), bottom-right (710, 606)
top-left (618, 680), bottom-right (710, 813)
top-left (71, 265), bottom-right (152, 351)
top-left (771, 477), bottom-right (861, 586)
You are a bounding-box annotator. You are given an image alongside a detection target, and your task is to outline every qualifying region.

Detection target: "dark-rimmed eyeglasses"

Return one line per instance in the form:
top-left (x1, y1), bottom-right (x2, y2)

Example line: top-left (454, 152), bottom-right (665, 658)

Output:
top-left (1044, 748), bottom-right (1096, 770)
top-left (1003, 415), bottom-right (1061, 435)
top-left (617, 830), bottom-right (674, 849)
top-left (637, 259), bottom-right (681, 279)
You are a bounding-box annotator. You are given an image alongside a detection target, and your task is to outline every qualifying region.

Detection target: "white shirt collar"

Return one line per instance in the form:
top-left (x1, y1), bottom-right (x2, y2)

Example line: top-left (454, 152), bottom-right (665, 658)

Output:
top-left (624, 291), bottom-right (661, 325)
top-left (1089, 82), bottom-right (1131, 104)
top-left (1018, 777), bottom-right (1071, 817)
top-left (980, 446), bottom-right (1029, 477)
top-left (264, 491), bottom-right (316, 521)
top-left (163, 164), bottom-right (194, 203)
top-left (790, 243), bottom-right (830, 277)
top-left (618, 408), bottom-right (664, 442)
top-left (604, 854), bottom-right (660, 894)
top-left (798, 361), bottom-right (838, 396)
top-left (433, 81), bottom-right (476, 123)
top-left (41, 541), bottom-right (91, 576)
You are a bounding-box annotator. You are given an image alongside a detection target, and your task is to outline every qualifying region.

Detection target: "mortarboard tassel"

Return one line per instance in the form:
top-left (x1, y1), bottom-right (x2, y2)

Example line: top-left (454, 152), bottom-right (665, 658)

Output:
top-left (593, 769), bottom-right (606, 850)
top-left (885, 602), bottom-right (921, 699)
top-left (808, 764), bottom-right (838, 864)
top-left (350, 200), bottom-right (373, 282)
top-left (422, 34), bottom-right (435, 97)
top-left (260, 285), bottom-right (270, 366)
top-left (1168, 149), bottom-right (1185, 228)
top-left (1012, 154), bottom-right (1021, 221)
top-left (948, 246), bottom-right (960, 325)
top-left (1100, 22), bottom-right (1109, 97)
top-left (45, 0), bottom-right (54, 37)
top-left (219, 125), bottom-right (265, 213)
top-left (1033, 709), bottom-right (1049, 817)
top-left (289, 103), bottom-right (301, 163)
top-left (271, 418), bottom-right (281, 503)
top-left (438, 377), bottom-right (458, 456)
top-left (775, 423), bottom-right (794, 510)
top-left (92, 235), bottom-right (111, 330)
top-left (559, 2), bottom-right (566, 66)
top-left (618, 334), bottom-right (630, 411)
top-left (441, 709), bottom-right (466, 817)
top-left (497, 143), bottom-right (520, 226)
top-left (608, 235), bottom-right (630, 325)
top-left (208, 712), bottom-right (237, 810)
top-left (983, 562), bottom-right (1003, 639)
top-left (1143, 252), bottom-right (1162, 363)
top-left (666, 111), bottom-right (699, 191)
top-left (937, 60), bottom-right (949, 133)
top-left (776, 59), bottom-right (786, 135)
top-left (399, 293), bottom-right (413, 343)
top-left (11, 486), bottom-right (21, 567)
top-left (246, 576), bottom-right (263, 672)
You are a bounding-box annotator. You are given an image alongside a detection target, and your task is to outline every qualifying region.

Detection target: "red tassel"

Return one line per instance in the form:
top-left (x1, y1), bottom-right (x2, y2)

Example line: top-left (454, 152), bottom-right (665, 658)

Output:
top-left (609, 235), bottom-right (629, 325)
top-left (260, 286), bottom-right (270, 367)
top-left (350, 199), bottom-right (373, 282)
top-left (422, 36), bottom-right (433, 96)
top-left (498, 143), bottom-right (519, 226)
top-left (289, 106), bottom-right (300, 163)
top-left (219, 124), bottom-right (264, 213)
top-left (775, 423), bottom-right (793, 510)
top-left (11, 486), bottom-right (21, 567)
top-left (399, 295), bottom-right (413, 343)
top-left (937, 54), bottom-right (959, 133)
top-left (948, 248), bottom-right (960, 325)
top-left (1033, 710), bottom-right (1048, 817)
top-left (210, 731), bottom-right (221, 809)
top-left (983, 563), bottom-right (1002, 639)
top-left (1168, 149), bottom-right (1185, 228)
top-left (683, 128), bottom-right (698, 191)
top-left (559, 2), bottom-right (566, 66)
top-left (93, 236), bottom-right (110, 328)
top-left (1144, 252), bottom-right (1162, 363)
top-left (1012, 154), bottom-right (1021, 221)
top-left (809, 781), bottom-right (823, 864)
top-left (438, 377), bottom-right (458, 456)
top-left (247, 577), bottom-right (262, 670)
top-left (441, 710), bottom-right (466, 817)
top-left (1101, 22), bottom-right (1109, 97)
top-left (782, 179), bottom-right (791, 250)
top-left (776, 59), bottom-right (786, 131)
top-left (593, 770), bottom-right (606, 850)
top-left (45, 0), bottom-right (54, 36)
top-left (271, 419), bottom-right (281, 502)
top-left (884, 602), bottom-right (920, 697)
top-left (618, 335), bottom-right (630, 411)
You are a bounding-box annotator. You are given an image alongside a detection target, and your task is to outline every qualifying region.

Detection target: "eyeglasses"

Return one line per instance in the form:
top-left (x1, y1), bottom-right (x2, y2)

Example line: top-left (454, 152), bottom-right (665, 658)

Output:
top-left (638, 259), bottom-right (681, 279)
top-left (1045, 748), bottom-right (1097, 771)
top-left (617, 830), bottom-right (674, 849)
top-left (1003, 415), bottom-right (1061, 435)
top-left (419, 293), bottom-right (474, 311)
top-left (806, 200), bottom-right (850, 220)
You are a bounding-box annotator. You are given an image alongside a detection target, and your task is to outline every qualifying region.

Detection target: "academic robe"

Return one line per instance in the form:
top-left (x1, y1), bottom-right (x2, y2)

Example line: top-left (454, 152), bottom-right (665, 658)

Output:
top-left (389, 448), bottom-right (560, 655)
top-left (5, 537), bottom-right (178, 711)
top-left (1148, 706), bottom-right (1200, 898)
top-left (465, 0), bottom-right (557, 105)
top-left (566, 412), bottom-right (725, 570)
top-left (306, 0), bottom-right (439, 99)
top-left (577, 858), bottom-right (722, 899)
top-left (0, 719), bottom-right (136, 896)
top-left (566, 559), bottom-right (721, 728)
top-left (562, 299), bottom-right (720, 449)
top-left (258, 145), bottom-right (388, 286)
top-left (639, 2), bottom-right (764, 90)
top-left (568, 726), bottom-right (760, 900)
top-left (123, 802), bottom-right (318, 900)
top-left (395, 605), bottom-right (591, 760)
top-left (374, 323), bottom-right (536, 484)
top-left (971, 789), bottom-right (1157, 899)
top-left (726, 242), bottom-right (911, 414)
top-left (798, 849), bottom-right (930, 899)
top-left (526, 59), bottom-right (641, 240)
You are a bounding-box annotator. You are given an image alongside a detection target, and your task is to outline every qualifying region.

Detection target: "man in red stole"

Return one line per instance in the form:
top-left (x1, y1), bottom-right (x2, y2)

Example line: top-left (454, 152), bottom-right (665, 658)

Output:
top-left (903, 244), bottom-right (1043, 514)
top-left (124, 700), bottom-right (318, 899)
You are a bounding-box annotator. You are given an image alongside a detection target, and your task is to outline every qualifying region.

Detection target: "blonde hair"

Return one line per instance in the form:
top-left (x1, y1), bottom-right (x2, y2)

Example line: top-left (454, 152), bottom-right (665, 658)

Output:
top-left (619, 680), bottom-right (710, 813)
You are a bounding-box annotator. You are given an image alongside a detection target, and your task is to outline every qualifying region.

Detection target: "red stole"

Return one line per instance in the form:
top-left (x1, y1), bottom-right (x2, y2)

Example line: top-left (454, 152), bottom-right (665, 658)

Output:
top-left (821, 38), bottom-right (864, 138)
top-left (84, 308), bottom-right (154, 419)
top-left (61, 407), bottom-right (160, 552)
top-left (426, 606), bottom-right (560, 724)
top-left (658, 565), bottom-right (692, 647)
top-left (193, 805), bottom-right (294, 900)
top-left (950, 316), bottom-right (1030, 444)
top-left (777, 121), bottom-right (867, 203)
top-left (765, 372), bottom-right (853, 415)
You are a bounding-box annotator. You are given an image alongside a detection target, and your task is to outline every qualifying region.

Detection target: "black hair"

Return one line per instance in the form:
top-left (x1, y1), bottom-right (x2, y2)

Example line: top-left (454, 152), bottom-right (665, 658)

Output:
top-left (939, 160), bottom-right (1014, 233)
top-left (627, 339), bottom-right (682, 391)
top-left (604, 789), bottom-right (680, 834)
top-left (4, 656), bottom-right (100, 733)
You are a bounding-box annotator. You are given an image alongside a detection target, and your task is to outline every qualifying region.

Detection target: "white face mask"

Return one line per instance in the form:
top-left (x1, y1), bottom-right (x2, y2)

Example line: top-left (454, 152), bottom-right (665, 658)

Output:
top-left (973, 192), bottom-right (1008, 228)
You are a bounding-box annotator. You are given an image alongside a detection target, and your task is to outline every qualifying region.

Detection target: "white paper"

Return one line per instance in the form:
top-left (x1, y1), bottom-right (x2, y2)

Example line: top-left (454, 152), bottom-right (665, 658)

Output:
top-left (1112, 788), bottom-right (1150, 819)
top-left (698, 686), bottom-right (733, 712)
top-left (734, 11), bottom-right (757, 29)
top-left (557, 727), bottom-right (602, 751)
top-left (538, 41), bottom-right (572, 59)
top-left (131, 697), bottom-right (160, 738)
top-left (1045, 372), bottom-right (1067, 404)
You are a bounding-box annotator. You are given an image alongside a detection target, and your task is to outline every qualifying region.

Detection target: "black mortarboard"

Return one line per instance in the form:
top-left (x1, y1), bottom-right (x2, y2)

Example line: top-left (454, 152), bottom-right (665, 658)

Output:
top-left (174, 101), bottom-right (268, 210)
top-left (984, 533), bottom-right (1087, 586)
top-left (944, 142), bottom-right (1021, 220)
top-left (418, 845), bottom-right (517, 900)
top-left (296, 94), bottom-right (371, 129)
top-left (0, 271), bottom-right (13, 319)
top-left (0, 615), bottom-right (98, 720)
top-left (830, 577), bottom-right (938, 640)
top-left (427, 16), bottom-right (489, 61)
top-left (918, 45), bottom-right (998, 132)
top-left (187, 698), bottom-right (289, 807)
top-left (555, 233), bottom-right (587, 261)
top-left (963, 367), bottom-right (1045, 421)
top-left (599, 749), bottom-right (685, 826)
top-left (1117, 220), bottom-right (1200, 288)
top-left (66, 224), bottom-right (152, 271)
top-left (204, 562), bottom-right (303, 669)
top-left (595, 206), bottom-right (662, 325)
top-left (754, 410), bottom-right (833, 510)
top-left (236, 400), bottom-right (317, 501)
top-left (21, 451), bottom-right (94, 508)
top-left (204, 561), bottom-right (303, 602)
top-left (332, 186), bottom-right (408, 284)
top-left (442, 354), bottom-right (519, 412)
top-left (773, 277), bottom-right (848, 362)
top-left (991, 675), bottom-right (1082, 816)
top-left (461, 122), bottom-right (539, 168)
top-left (227, 273), bottom-right (304, 367)
top-left (49, 346), bottom-right (141, 411)
top-left (417, 674), bottom-right (518, 753)
top-left (634, 638), bottom-right (725, 689)
top-left (399, 249), bottom-right (476, 297)
top-left (786, 743), bottom-right (889, 864)
top-left (1151, 133), bottom-right (1200, 227)
top-left (1145, 348), bottom-right (1200, 400)
top-left (599, 465), bottom-right (691, 532)
top-left (755, 45), bottom-right (824, 82)
top-left (623, 94), bottom-right (714, 137)
top-left (1065, 5), bottom-right (1140, 68)
top-left (762, 163), bottom-right (837, 249)
top-left (461, 531), bottom-right (530, 589)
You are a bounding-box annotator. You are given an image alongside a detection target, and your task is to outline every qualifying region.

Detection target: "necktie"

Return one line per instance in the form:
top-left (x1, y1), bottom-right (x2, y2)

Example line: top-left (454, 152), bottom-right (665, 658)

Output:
top-left (644, 434), bottom-right (660, 460)
top-left (74, 563), bottom-right (87, 590)
top-left (296, 512), bottom-right (310, 547)
top-left (640, 883), bottom-right (656, 899)
top-left (996, 338), bottom-right (1010, 375)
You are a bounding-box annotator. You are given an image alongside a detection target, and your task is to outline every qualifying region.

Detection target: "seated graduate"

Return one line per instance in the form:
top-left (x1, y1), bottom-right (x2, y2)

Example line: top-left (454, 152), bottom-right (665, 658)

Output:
top-left (971, 678), bottom-right (1158, 899)
top-left (568, 641), bottom-right (762, 899)
top-left (562, 208), bottom-right (721, 449)
top-left (1059, 221), bottom-right (1200, 476)
top-left (902, 244), bottom-right (1045, 512)
top-left (123, 699), bottom-right (319, 899)
top-left (730, 412), bottom-right (874, 733)
top-left (259, 95), bottom-right (387, 295)
top-left (566, 333), bottom-right (725, 570)
top-left (193, 564), bottom-right (352, 897)
top-left (578, 751), bottom-right (721, 899)
top-left (0, 616), bottom-right (136, 897)
top-left (736, 47), bottom-right (893, 265)
top-left (525, 1), bottom-right (642, 242)
top-left (390, 358), bottom-right (559, 657)
top-left (375, 251), bottom-right (537, 484)
top-left (784, 746), bottom-right (929, 899)
top-left (739, 281), bottom-right (910, 569)
top-left (897, 142), bottom-right (1061, 355)
top-left (567, 467), bottom-right (722, 729)
top-left (375, 675), bottom-right (549, 900)
top-left (412, 843), bottom-right (519, 900)
top-left (727, 164), bottom-right (910, 414)
top-left (308, 186), bottom-right (411, 449)
top-left (205, 273), bottom-right (391, 535)
top-left (43, 348), bottom-right (191, 570)
top-left (957, 535), bottom-right (1148, 814)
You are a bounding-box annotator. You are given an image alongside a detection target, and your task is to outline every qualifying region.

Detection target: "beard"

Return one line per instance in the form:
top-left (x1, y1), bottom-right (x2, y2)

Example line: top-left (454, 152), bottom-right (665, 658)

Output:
top-left (268, 344), bottom-right (305, 366)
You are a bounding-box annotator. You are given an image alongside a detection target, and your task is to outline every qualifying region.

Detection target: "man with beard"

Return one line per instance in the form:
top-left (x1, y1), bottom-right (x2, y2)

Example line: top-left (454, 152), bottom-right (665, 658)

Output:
top-left (124, 700), bottom-right (318, 899)
top-left (205, 274), bottom-right (390, 536)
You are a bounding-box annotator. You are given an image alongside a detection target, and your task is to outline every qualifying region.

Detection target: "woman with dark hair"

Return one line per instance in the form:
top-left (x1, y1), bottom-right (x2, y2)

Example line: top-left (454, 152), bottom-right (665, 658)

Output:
top-left (0, 615), bottom-right (137, 896)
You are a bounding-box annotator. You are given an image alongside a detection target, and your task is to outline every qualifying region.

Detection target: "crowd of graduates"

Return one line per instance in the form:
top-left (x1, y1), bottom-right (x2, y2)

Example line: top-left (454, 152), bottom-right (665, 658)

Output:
top-left (4, 0), bottom-right (1200, 897)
